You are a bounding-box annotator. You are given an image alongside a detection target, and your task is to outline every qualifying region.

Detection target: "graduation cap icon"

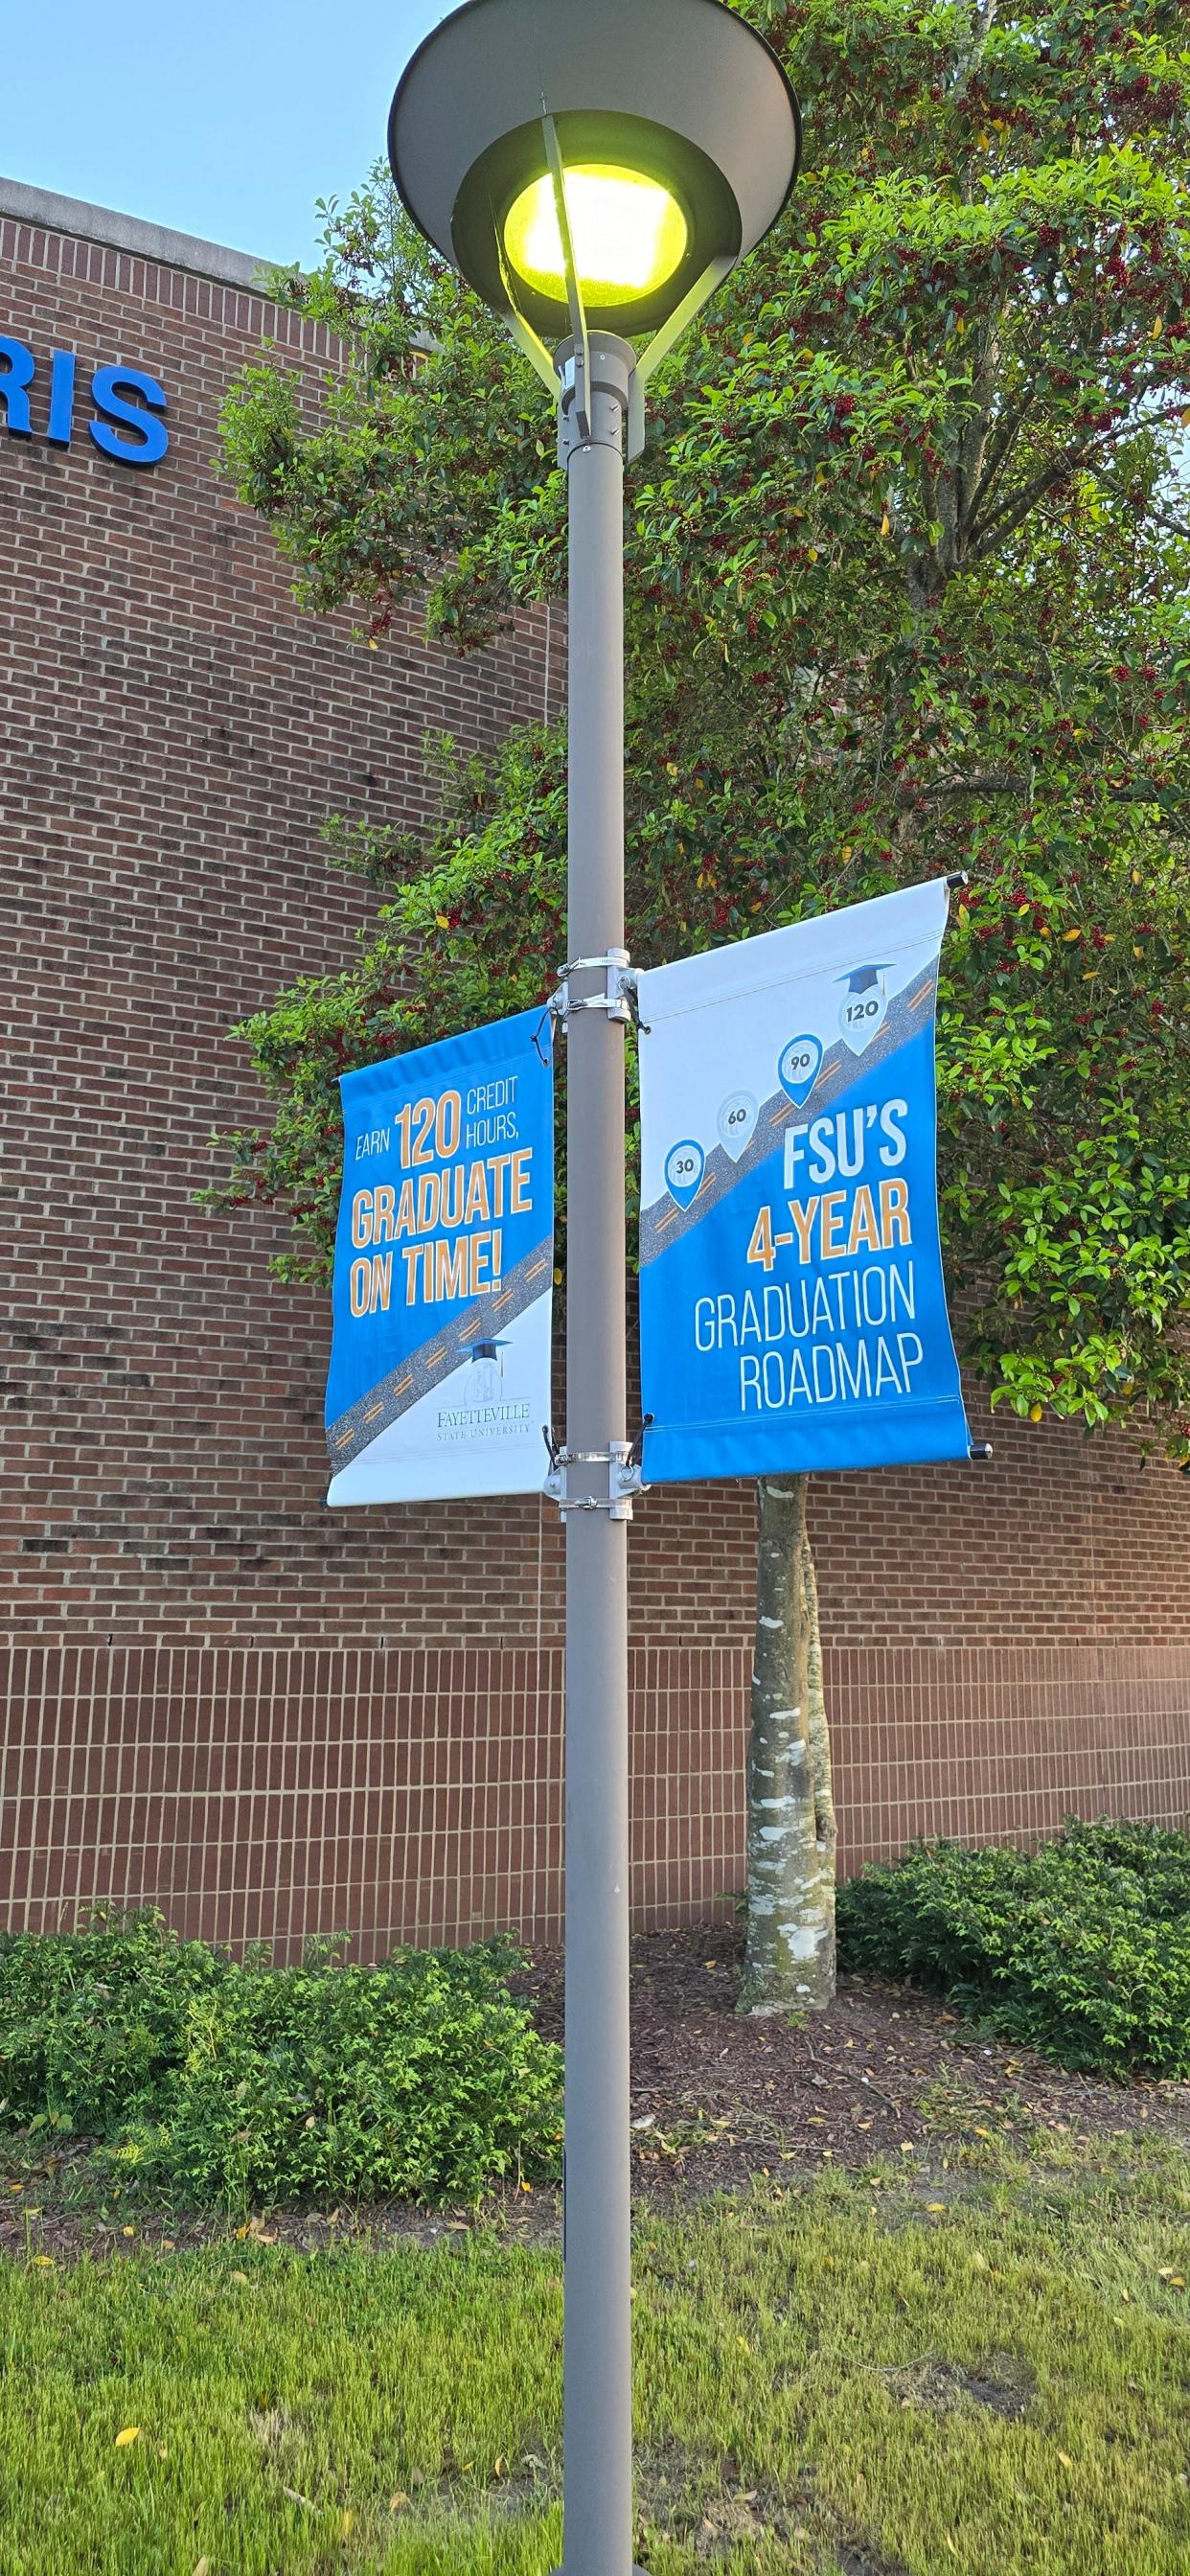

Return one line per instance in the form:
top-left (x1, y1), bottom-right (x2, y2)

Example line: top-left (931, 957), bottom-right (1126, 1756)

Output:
top-left (837, 963), bottom-right (891, 1054)
top-left (464, 1337), bottom-right (511, 1400)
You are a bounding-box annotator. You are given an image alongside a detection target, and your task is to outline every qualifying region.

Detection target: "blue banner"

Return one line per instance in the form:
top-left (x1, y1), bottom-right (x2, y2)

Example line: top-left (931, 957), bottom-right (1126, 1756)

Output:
top-left (636, 881), bottom-right (971, 1484)
top-left (325, 1009), bottom-right (553, 1505)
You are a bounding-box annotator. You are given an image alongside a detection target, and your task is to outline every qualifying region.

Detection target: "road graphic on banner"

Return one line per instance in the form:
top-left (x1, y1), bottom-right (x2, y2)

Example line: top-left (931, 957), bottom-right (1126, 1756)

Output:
top-left (324, 1008), bottom-right (554, 1505)
top-left (326, 1231), bottom-right (553, 1471)
top-left (639, 964), bottom-right (937, 1269)
top-left (636, 880), bottom-right (972, 1485)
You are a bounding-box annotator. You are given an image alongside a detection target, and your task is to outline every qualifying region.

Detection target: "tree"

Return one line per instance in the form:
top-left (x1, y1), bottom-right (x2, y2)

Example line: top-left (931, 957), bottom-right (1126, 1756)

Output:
top-left (211, 0), bottom-right (1190, 2012)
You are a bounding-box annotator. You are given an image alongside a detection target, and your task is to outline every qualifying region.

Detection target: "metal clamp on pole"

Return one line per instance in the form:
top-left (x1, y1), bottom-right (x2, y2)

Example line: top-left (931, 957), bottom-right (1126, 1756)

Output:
top-left (544, 1440), bottom-right (647, 1522)
top-left (549, 950), bottom-right (636, 1031)
top-left (556, 333), bottom-right (633, 467)
top-left (608, 1439), bottom-right (645, 1518)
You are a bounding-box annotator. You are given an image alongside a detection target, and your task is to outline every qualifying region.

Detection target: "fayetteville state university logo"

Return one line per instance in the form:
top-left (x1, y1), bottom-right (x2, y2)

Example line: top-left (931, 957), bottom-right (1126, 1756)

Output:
top-left (0, 335), bottom-right (169, 467)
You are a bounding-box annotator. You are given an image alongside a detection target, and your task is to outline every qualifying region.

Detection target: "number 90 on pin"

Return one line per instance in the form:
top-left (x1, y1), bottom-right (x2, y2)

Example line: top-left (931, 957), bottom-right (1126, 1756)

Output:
top-left (778, 1033), bottom-right (822, 1105)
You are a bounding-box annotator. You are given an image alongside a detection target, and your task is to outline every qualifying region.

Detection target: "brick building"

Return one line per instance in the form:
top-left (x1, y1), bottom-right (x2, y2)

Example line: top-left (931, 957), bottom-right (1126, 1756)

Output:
top-left (3, 179), bottom-right (1188, 1960)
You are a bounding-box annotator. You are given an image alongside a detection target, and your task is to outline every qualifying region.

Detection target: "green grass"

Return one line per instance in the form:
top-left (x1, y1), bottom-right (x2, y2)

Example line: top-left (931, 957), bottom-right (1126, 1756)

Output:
top-left (2, 2140), bottom-right (1189, 2574)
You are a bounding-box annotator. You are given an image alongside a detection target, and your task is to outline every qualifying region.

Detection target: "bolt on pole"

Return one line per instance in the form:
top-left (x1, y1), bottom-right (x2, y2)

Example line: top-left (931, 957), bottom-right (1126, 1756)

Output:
top-left (551, 331), bottom-right (646, 2576)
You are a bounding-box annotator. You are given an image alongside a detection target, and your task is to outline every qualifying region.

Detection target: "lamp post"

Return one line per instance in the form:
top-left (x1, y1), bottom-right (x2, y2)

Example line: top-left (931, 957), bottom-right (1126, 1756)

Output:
top-left (388, 10), bottom-right (799, 2567)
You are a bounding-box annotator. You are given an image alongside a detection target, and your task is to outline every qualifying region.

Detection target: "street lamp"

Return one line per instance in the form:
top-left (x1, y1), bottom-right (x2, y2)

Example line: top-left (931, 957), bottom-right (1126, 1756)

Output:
top-left (389, 8), bottom-right (800, 2570)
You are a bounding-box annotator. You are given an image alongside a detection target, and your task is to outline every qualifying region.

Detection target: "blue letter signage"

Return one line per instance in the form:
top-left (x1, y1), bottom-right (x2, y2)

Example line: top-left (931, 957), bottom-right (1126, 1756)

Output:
top-left (636, 879), bottom-right (972, 1484)
top-left (0, 335), bottom-right (169, 466)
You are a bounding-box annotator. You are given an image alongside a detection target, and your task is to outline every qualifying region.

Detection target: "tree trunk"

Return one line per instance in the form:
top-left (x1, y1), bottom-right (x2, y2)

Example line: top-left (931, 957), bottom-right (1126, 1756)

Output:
top-left (739, 1474), bottom-right (836, 2015)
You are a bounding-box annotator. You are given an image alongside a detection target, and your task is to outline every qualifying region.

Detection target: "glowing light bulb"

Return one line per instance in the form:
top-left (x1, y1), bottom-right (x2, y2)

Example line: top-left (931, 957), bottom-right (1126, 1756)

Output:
top-left (503, 164), bottom-right (687, 307)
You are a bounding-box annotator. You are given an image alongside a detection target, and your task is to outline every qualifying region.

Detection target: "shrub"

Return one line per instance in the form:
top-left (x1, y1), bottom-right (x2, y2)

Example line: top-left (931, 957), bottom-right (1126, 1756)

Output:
top-left (835, 1817), bottom-right (1190, 2078)
top-left (0, 1907), bottom-right (227, 2135)
top-left (0, 1913), bottom-right (562, 2206)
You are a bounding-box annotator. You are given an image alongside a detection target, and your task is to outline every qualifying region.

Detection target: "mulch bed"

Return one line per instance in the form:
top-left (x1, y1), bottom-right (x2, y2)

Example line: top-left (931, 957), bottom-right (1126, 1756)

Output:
top-left (2, 1922), bottom-right (1185, 2261)
top-left (518, 1919), bottom-right (1190, 2200)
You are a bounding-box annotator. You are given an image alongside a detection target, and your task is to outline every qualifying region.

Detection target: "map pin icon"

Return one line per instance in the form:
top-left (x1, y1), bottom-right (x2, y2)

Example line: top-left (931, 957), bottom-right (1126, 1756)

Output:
top-left (664, 1138), bottom-right (705, 1209)
top-left (838, 964), bottom-right (891, 1055)
top-left (778, 1034), bottom-right (823, 1105)
top-left (717, 1091), bottom-right (758, 1162)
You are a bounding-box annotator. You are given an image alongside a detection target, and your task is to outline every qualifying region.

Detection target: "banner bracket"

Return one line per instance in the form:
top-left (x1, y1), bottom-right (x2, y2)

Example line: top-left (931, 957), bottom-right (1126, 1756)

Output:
top-left (627, 1413), bottom-right (653, 1469)
top-left (543, 1438), bottom-right (646, 1521)
top-left (547, 950), bottom-right (640, 1032)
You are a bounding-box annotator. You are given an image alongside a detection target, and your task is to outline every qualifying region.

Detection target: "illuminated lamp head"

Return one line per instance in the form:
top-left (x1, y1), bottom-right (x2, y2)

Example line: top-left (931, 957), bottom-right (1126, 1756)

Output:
top-left (388, 0), bottom-right (800, 341)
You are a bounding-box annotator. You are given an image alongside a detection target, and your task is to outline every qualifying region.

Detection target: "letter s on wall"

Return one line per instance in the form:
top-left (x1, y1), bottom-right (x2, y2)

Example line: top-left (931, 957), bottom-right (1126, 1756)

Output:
top-left (89, 365), bottom-right (169, 467)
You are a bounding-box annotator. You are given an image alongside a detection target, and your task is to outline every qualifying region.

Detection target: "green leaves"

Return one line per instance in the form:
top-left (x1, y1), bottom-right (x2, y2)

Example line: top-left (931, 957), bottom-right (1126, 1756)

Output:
top-left (210, 5), bottom-right (1190, 1466)
top-left (0, 1915), bottom-right (562, 2209)
top-left (837, 1818), bottom-right (1190, 2075)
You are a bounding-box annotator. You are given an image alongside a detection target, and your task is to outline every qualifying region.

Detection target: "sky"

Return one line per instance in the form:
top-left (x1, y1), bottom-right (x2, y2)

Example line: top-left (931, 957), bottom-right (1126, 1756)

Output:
top-left (1, 0), bottom-right (448, 267)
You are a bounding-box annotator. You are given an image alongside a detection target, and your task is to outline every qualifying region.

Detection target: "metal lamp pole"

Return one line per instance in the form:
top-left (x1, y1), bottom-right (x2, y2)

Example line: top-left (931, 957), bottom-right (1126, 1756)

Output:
top-left (386, 17), bottom-right (800, 2570)
top-left (553, 330), bottom-right (643, 2576)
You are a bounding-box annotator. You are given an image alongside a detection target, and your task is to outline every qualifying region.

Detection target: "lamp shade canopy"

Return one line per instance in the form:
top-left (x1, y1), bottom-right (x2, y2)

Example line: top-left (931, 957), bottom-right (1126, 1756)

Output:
top-left (388, 0), bottom-right (801, 337)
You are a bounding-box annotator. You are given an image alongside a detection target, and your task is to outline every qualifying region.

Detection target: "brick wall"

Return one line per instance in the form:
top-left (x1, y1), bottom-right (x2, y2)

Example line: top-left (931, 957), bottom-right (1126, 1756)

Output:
top-left (3, 193), bottom-right (1188, 1955)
